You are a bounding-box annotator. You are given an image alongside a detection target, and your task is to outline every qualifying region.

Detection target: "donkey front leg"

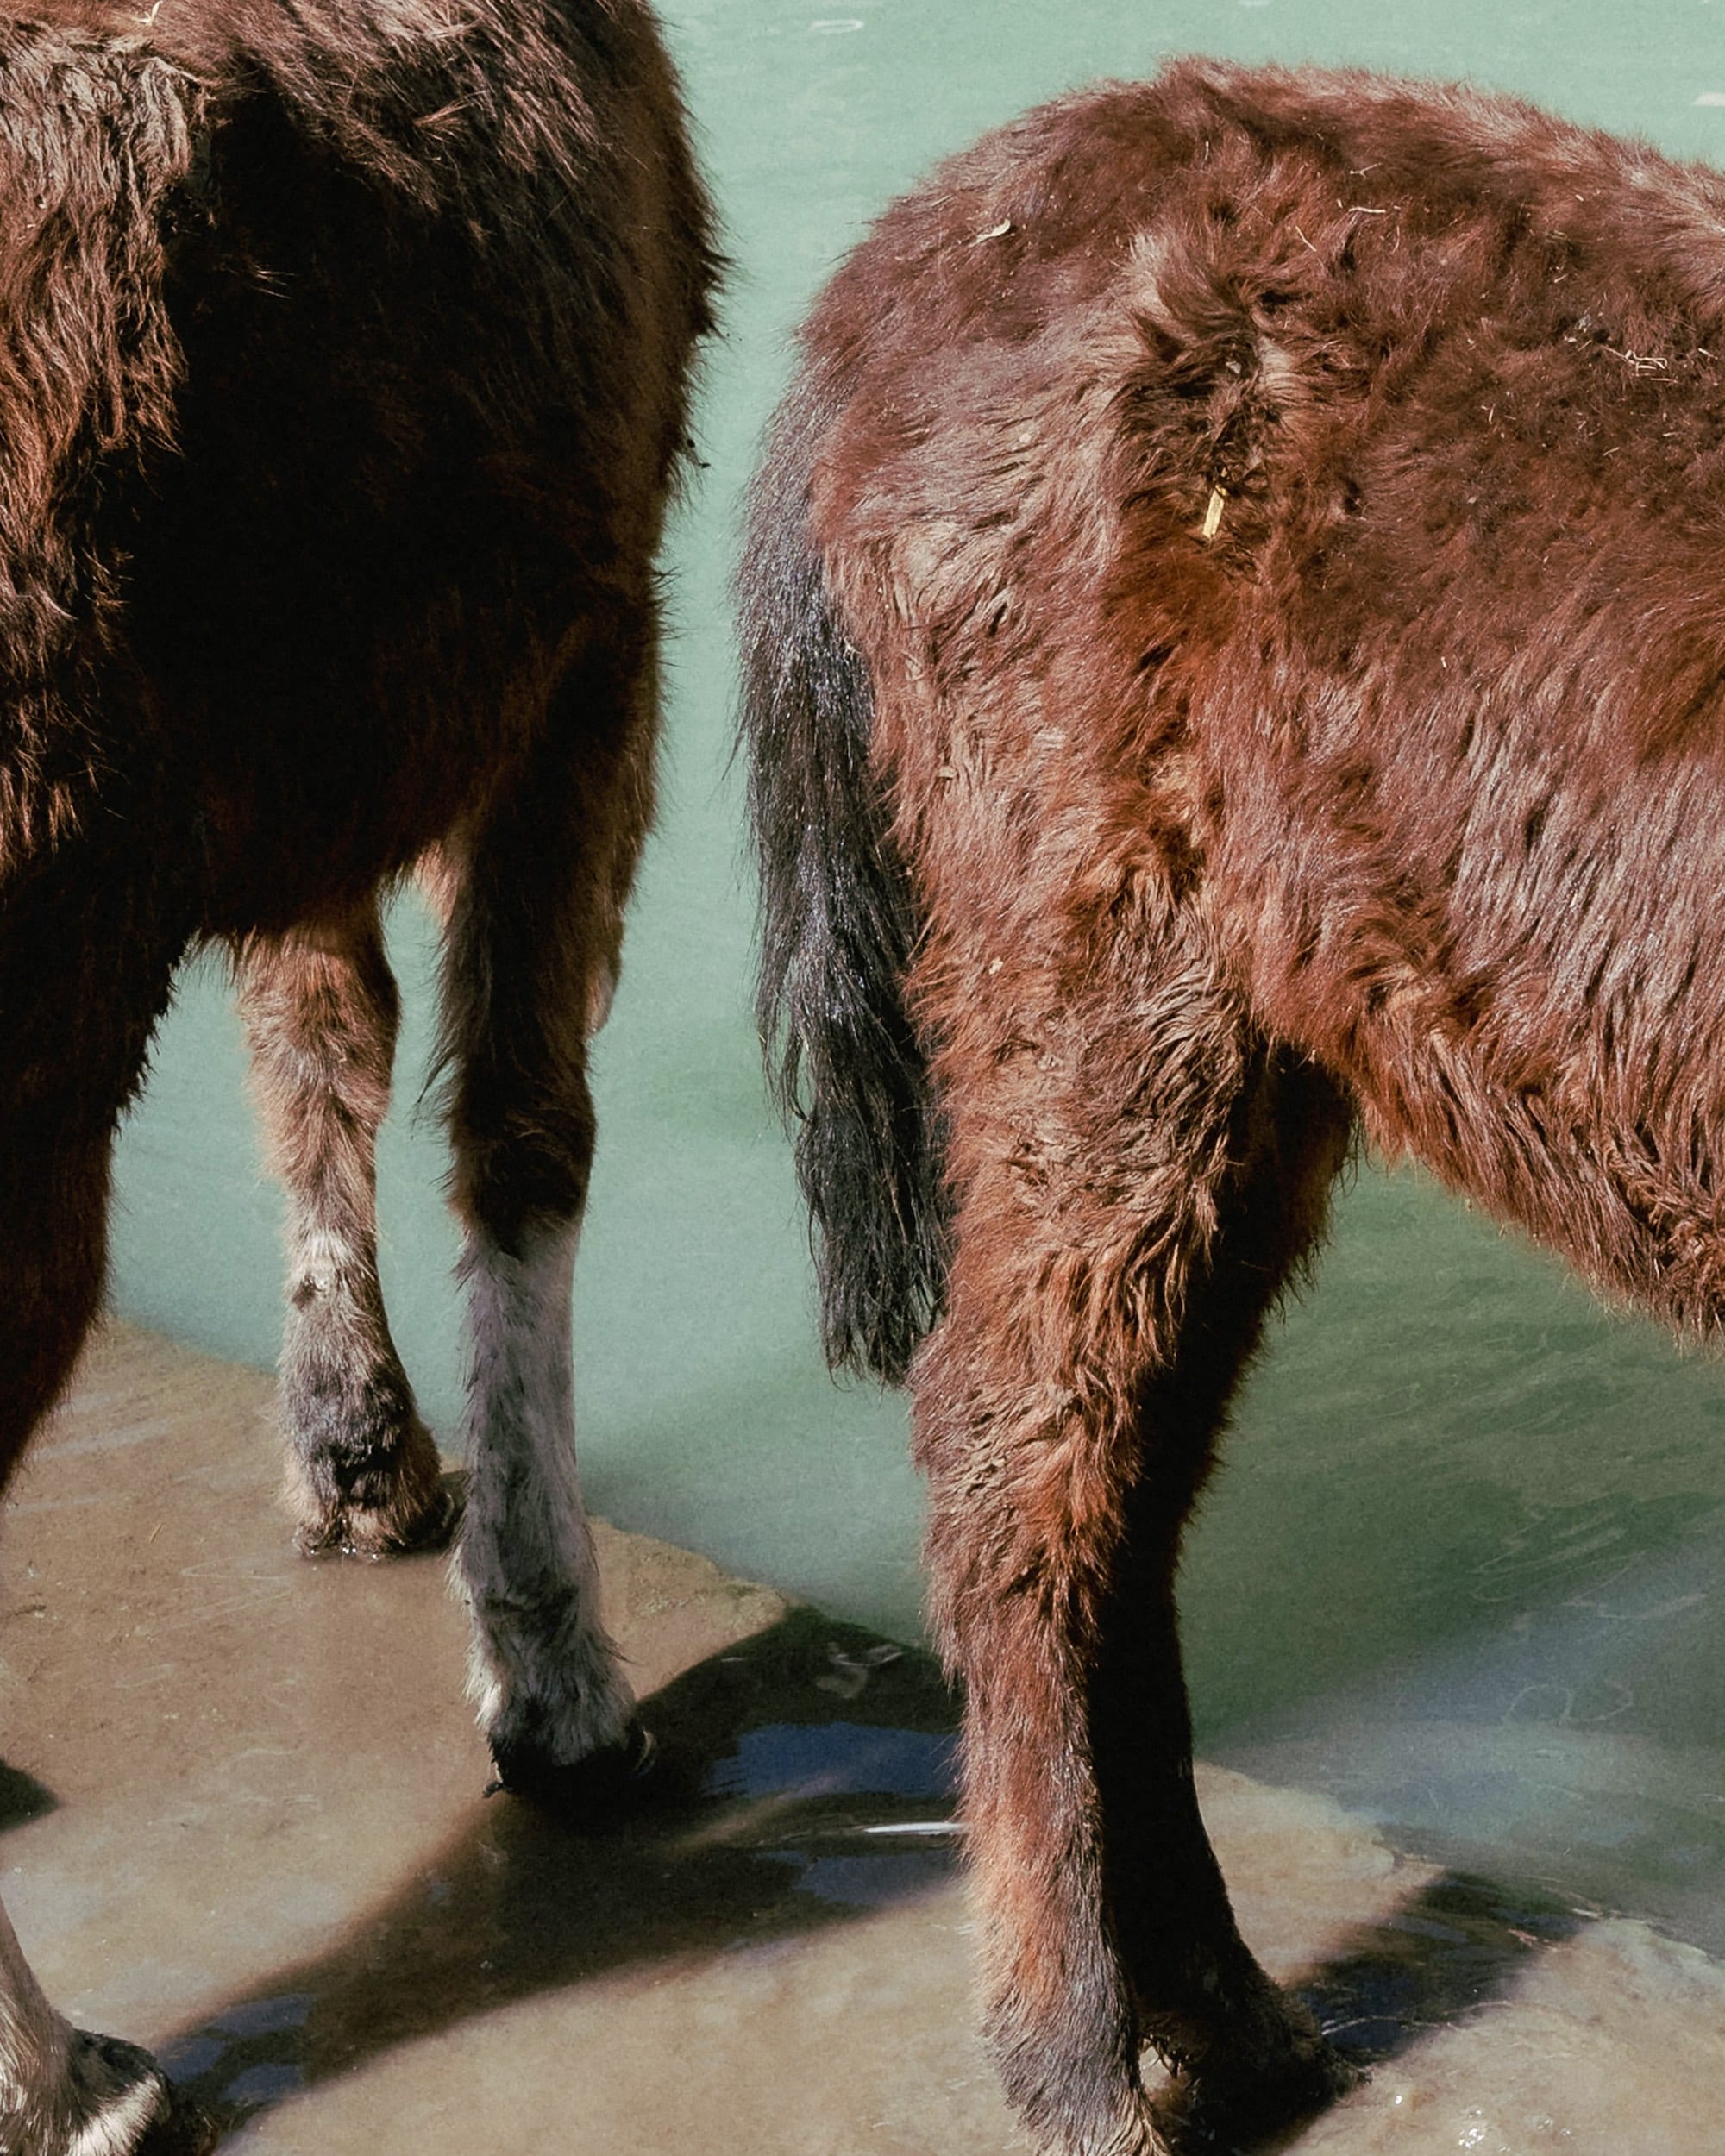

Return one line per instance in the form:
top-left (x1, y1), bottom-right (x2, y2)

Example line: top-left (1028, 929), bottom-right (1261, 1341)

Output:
top-left (436, 648), bottom-right (657, 1808)
top-left (0, 1899), bottom-right (212, 2156)
top-left (236, 906), bottom-right (448, 1556)
top-left (919, 972), bottom-right (1354, 2154)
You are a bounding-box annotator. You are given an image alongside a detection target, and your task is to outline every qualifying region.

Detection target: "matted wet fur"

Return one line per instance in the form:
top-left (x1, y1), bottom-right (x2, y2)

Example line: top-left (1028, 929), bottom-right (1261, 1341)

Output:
top-left (0, 0), bottom-right (712, 2147)
top-left (743, 55), bottom-right (1725, 2156)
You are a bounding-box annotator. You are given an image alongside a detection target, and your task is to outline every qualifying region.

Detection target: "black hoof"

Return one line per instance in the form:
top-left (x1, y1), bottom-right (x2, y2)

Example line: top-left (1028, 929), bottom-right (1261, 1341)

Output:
top-left (486, 1722), bottom-right (659, 1824)
top-left (135, 2080), bottom-right (222, 2156)
top-left (73, 2035), bottom-right (220, 2156)
top-left (400, 1475), bottom-right (463, 1552)
top-left (1157, 2035), bottom-right (1364, 2151)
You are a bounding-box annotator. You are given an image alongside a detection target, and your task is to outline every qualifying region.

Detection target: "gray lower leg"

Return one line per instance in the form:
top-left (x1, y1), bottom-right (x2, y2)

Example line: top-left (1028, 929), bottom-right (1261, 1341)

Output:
top-left (438, 642), bottom-right (658, 1796)
top-left (455, 1216), bottom-right (635, 1772)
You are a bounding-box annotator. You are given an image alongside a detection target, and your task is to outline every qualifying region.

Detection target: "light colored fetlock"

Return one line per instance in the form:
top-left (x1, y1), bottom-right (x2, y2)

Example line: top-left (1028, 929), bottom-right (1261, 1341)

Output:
top-left (455, 1220), bottom-right (635, 1771)
top-left (0, 1897), bottom-right (212, 2156)
top-left (18, 2030), bottom-right (211, 2156)
top-left (465, 1588), bottom-right (637, 1767)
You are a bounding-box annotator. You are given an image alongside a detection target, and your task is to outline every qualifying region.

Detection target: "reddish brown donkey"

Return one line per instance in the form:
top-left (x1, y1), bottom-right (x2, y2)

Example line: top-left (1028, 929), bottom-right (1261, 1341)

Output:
top-left (742, 56), bottom-right (1725, 2156)
top-left (0, 0), bottom-right (712, 2147)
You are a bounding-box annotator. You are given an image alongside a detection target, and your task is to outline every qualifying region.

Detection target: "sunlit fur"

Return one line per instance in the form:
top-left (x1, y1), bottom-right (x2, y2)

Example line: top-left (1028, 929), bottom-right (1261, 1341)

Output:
top-left (743, 56), bottom-right (1725, 2155)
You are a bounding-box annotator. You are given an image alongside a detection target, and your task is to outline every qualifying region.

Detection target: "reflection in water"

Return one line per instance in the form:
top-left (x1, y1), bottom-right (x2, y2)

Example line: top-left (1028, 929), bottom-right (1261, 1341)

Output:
top-left (705, 1718), bottom-right (956, 1802)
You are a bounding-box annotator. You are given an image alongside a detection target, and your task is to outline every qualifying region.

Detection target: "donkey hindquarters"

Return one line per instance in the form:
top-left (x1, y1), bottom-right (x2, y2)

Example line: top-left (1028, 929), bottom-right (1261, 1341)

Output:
top-left (743, 55), bottom-right (1725, 2156)
top-left (0, 1), bottom-right (712, 2147)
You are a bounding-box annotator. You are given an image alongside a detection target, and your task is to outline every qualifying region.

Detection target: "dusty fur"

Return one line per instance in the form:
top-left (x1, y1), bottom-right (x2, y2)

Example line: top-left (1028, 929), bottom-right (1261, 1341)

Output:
top-left (742, 55), bottom-right (1725, 2156)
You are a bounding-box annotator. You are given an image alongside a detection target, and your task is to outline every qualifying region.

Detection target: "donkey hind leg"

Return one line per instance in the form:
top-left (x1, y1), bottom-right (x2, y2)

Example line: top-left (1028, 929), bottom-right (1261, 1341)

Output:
top-left (0, 867), bottom-right (213, 2153)
top-left (1095, 1052), bottom-right (1362, 2131)
top-left (919, 983), bottom-right (1355, 2156)
top-left (439, 643), bottom-right (658, 1810)
top-left (235, 906), bottom-right (448, 1557)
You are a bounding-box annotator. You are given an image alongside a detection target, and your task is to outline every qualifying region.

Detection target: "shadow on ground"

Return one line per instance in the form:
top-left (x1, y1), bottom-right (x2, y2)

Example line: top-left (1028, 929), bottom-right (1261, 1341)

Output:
top-left (157, 1608), bottom-right (959, 2130)
top-left (137, 1608), bottom-right (1588, 2150)
top-left (1157, 1872), bottom-right (1585, 2154)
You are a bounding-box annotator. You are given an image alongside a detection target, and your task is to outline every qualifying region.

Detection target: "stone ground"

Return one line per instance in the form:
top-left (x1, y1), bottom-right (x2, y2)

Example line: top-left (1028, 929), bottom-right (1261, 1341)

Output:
top-left (2, 1323), bottom-right (1721, 2155)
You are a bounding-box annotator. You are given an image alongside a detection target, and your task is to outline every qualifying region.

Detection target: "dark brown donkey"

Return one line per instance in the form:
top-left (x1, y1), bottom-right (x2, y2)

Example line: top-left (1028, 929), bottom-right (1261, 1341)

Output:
top-left (743, 56), bottom-right (1725, 2156)
top-left (0, 0), bottom-right (712, 2147)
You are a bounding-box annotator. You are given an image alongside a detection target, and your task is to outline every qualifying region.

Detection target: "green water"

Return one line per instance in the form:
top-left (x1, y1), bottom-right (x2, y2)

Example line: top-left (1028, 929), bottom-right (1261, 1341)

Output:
top-left (110, 1), bottom-right (1725, 1949)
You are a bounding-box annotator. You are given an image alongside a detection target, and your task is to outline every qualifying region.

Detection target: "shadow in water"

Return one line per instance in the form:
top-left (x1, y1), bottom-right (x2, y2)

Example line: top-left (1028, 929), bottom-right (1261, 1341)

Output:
top-left (158, 1608), bottom-right (963, 2134)
top-left (1301, 1870), bottom-right (1585, 2065)
top-left (152, 1605), bottom-right (1597, 2148)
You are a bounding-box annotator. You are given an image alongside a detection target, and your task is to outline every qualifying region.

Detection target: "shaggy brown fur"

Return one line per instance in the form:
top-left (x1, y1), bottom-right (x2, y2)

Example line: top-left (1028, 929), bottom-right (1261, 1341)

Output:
top-left (236, 905), bottom-right (446, 1555)
top-left (0, 1), bottom-right (712, 2147)
top-left (742, 57), bottom-right (1725, 2156)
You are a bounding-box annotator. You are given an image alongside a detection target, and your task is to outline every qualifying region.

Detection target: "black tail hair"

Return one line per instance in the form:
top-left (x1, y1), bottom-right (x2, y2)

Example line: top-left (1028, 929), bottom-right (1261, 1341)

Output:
top-left (737, 367), bottom-right (950, 1384)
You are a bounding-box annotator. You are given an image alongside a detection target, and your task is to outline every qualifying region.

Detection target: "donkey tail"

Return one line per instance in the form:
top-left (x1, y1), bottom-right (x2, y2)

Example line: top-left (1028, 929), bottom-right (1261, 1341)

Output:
top-left (737, 369), bottom-right (949, 1385)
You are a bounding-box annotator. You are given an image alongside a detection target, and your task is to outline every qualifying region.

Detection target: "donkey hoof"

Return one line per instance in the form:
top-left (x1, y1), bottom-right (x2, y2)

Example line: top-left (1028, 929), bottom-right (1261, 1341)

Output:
top-left (135, 2077), bottom-right (220, 2156)
top-left (1161, 2032), bottom-right (1363, 2149)
top-left (382, 1471), bottom-right (462, 1553)
top-left (293, 1470), bottom-right (461, 1561)
top-left (60, 2032), bottom-right (219, 2156)
top-left (486, 1722), bottom-right (658, 1821)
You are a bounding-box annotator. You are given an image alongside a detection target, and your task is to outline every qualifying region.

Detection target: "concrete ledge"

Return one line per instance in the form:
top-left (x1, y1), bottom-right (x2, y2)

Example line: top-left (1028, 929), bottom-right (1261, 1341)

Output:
top-left (0, 1324), bottom-right (1719, 2153)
